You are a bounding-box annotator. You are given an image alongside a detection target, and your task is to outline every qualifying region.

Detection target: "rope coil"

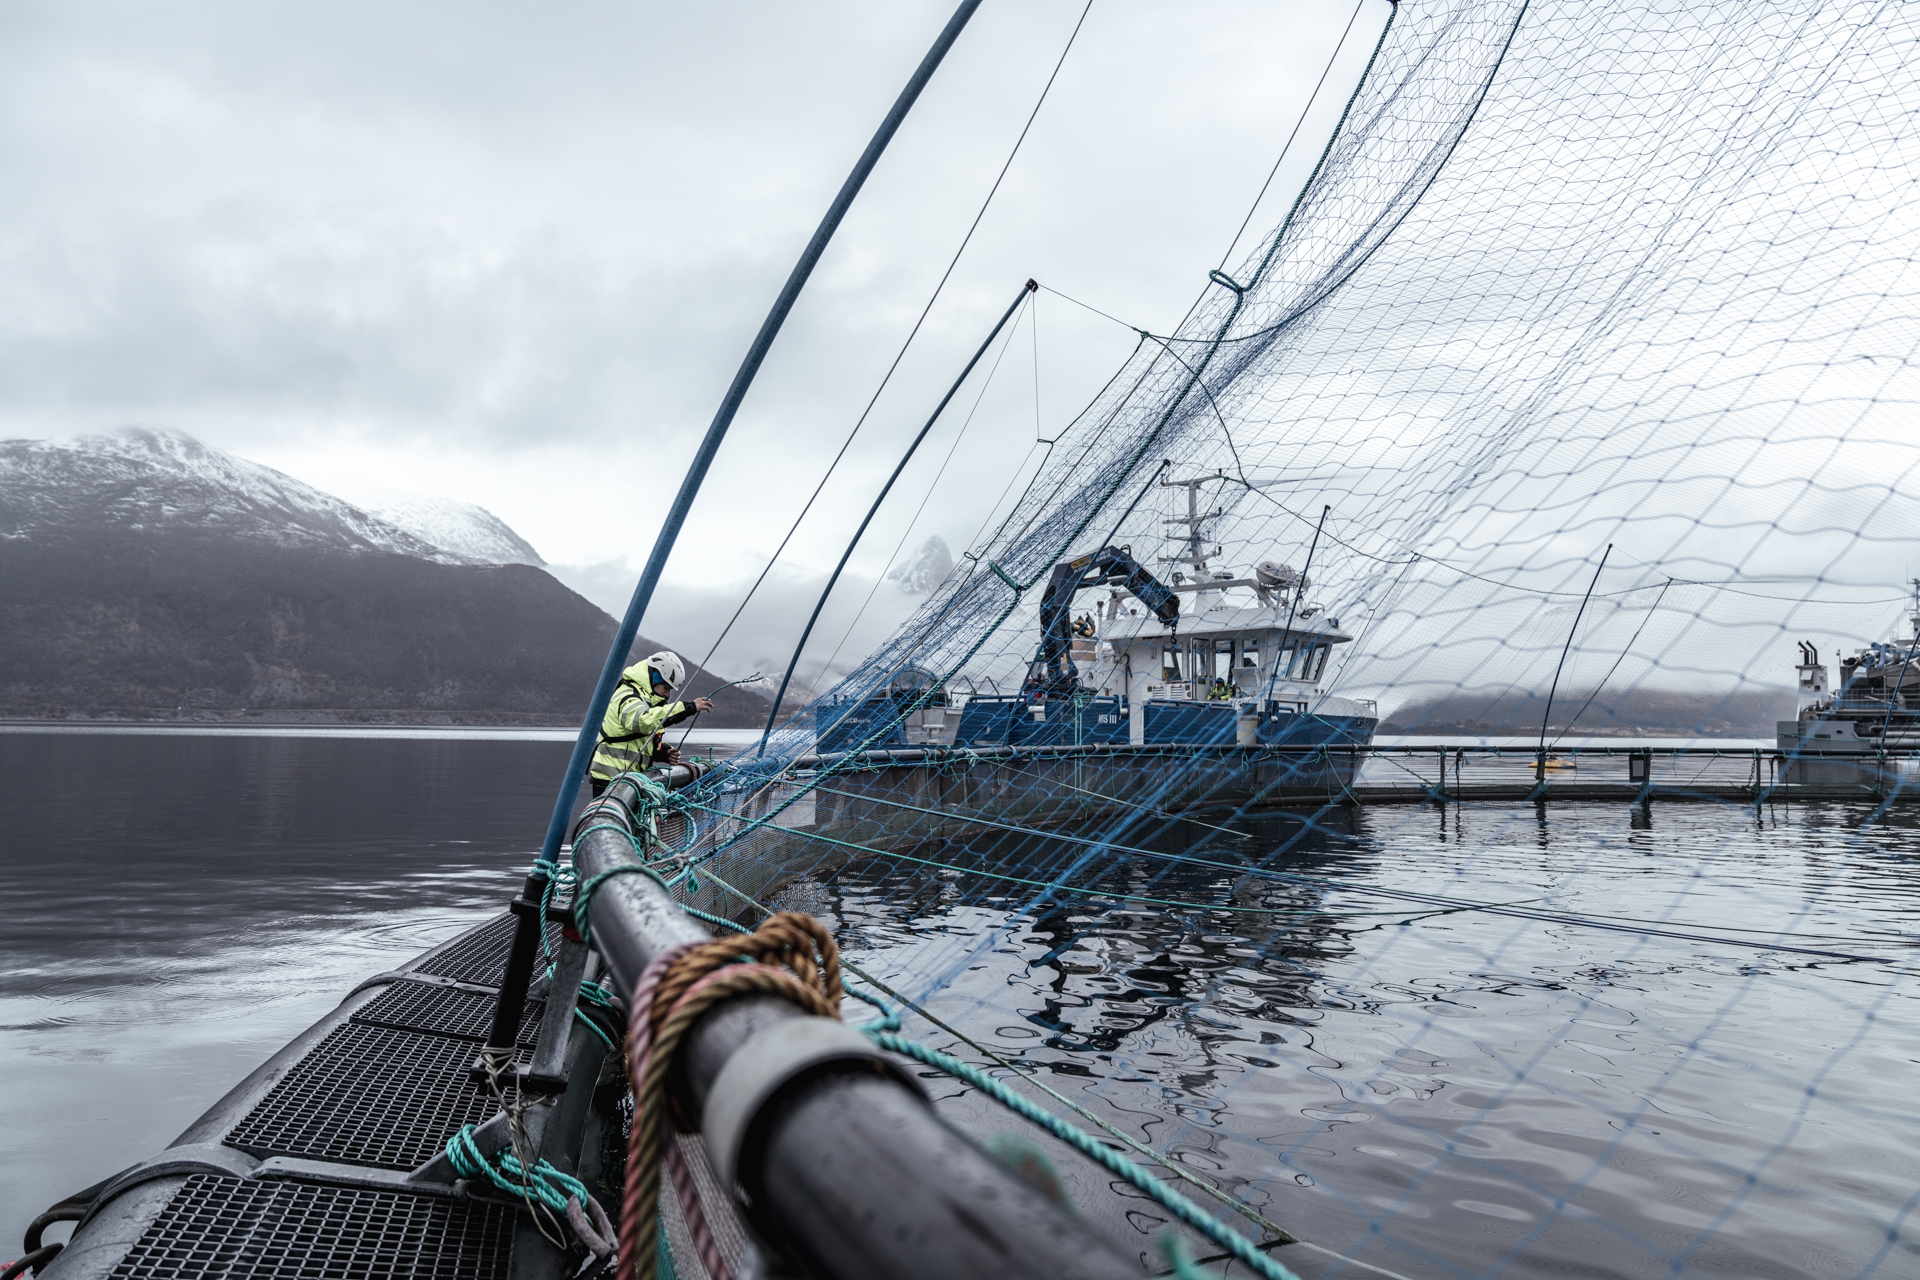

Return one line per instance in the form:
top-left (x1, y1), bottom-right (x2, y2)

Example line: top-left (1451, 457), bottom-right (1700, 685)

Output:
top-left (445, 1125), bottom-right (617, 1262)
top-left (619, 913), bottom-right (843, 1280)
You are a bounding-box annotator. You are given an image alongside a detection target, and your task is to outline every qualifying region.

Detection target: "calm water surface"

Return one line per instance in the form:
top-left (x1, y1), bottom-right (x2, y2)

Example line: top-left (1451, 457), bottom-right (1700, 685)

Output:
top-left (0, 729), bottom-right (561, 1253)
top-left (3, 730), bottom-right (1917, 1278)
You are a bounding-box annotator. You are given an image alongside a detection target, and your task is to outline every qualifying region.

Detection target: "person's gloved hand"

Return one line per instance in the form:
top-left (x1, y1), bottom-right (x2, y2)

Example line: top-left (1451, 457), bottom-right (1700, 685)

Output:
top-left (661, 744), bottom-right (683, 765)
top-left (690, 696), bottom-right (714, 713)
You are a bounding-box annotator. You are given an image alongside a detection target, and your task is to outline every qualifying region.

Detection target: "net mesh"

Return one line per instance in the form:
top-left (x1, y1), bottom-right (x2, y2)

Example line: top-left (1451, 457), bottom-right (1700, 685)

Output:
top-left (652, 1), bottom-right (1920, 1273)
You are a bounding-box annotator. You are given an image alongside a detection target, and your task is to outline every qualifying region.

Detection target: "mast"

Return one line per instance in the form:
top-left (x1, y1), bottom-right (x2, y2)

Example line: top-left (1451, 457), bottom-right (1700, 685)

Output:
top-left (1158, 470), bottom-right (1227, 579)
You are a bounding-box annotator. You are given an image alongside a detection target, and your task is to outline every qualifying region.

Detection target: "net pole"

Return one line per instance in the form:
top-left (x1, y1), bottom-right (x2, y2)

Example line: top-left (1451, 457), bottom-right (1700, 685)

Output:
top-left (530, 0), bottom-right (985, 869)
top-left (759, 279), bottom-right (1039, 752)
top-left (1536, 545), bottom-right (1611, 784)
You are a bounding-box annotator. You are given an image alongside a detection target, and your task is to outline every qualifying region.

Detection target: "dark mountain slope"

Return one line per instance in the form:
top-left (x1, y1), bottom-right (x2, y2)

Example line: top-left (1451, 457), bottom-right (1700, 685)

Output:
top-left (0, 529), bottom-right (771, 724)
top-left (0, 429), bottom-right (773, 726)
top-left (1380, 685), bottom-right (1794, 737)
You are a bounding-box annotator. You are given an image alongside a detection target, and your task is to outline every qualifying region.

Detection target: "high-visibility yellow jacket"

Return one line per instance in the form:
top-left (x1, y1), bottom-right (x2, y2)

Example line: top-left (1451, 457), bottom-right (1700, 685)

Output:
top-left (589, 664), bottom-right (694, 780)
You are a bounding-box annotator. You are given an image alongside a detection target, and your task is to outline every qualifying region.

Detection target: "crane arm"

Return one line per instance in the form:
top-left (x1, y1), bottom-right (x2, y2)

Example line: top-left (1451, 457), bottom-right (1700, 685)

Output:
top-left (1028, 545), bottom-right (1178, 698)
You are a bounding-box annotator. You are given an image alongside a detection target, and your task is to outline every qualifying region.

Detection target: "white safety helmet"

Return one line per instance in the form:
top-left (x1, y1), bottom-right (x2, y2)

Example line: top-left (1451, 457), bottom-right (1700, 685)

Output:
top-left (646, 650), bottom-right (686, 692)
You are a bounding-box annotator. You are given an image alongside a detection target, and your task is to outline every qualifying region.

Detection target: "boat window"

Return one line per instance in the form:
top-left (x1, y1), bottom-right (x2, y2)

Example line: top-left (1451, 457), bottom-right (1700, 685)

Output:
top-left (1273, 644), bottom-right (1297, 679)
top-left (1308, 644), bottom-right (1330, 681)
top-left (1161, 645), bottom-right (1183, 680)
top-left (1240, 641), bottom-right (1260, 669)
top-left (1212, 644), bottom-right (1234, 681)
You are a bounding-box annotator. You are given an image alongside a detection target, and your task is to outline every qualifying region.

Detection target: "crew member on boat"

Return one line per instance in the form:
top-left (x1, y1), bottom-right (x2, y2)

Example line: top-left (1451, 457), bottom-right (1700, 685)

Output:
top-left (588, 650), bottom-right (712, 795)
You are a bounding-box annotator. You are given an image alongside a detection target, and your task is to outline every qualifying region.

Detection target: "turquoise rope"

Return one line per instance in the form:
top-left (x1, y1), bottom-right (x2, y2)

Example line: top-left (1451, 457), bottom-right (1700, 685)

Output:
top-left (445, 1124), bottom-right (593, 1215)
top-left (572, 1008), bottom-right (616, 1053)
top-left (572, 979), bottom-right (621, 1051)
top-left (1161, 1234), bottom-right (1225, 1279)
top-left (537, 863), bottom-right (579, 963)
top-left (679, 903), bottom-right (750, 934)
top-left (572, 863), bottom-right (672, 945)
top-left (859, 1028), bottom-right (1302, 1280)
top-left (579, 780), bottom-right (1301, 1276)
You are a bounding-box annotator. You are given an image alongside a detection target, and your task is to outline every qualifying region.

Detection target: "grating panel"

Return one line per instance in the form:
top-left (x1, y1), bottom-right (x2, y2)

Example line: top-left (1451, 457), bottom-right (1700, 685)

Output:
top-left (225, 1023), bottom-right (510, 1169)
top-left (354, 980), bottom-right (542, 1045)
top-left (108, 1175), bottom-right (514, 1280)
top-left (413, 914), bottom-right (562, 988)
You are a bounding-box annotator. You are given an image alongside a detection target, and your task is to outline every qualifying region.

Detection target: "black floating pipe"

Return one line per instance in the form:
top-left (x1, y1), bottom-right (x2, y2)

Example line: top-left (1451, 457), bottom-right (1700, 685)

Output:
top-left (572, 774), bottom-right (1140, 1280)
top-left (760, 278), bottom-right (1039, 753)
top-left (483, 0), bottom-right (986, 1065)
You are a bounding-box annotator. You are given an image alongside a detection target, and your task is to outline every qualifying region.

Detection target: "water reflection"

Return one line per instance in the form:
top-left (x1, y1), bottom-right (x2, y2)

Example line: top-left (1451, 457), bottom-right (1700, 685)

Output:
top-left (815, 794), bottom-right (1920, 1278)
top-left (7, 729), bottom-right (1920, 1278)
top-left (0, 729), bottom-right (572, 1249)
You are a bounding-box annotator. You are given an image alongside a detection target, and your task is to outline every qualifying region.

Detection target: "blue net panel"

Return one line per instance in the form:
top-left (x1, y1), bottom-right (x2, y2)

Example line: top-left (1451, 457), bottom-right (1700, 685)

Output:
top-left (643, 2), bottom-right (1920, 1274)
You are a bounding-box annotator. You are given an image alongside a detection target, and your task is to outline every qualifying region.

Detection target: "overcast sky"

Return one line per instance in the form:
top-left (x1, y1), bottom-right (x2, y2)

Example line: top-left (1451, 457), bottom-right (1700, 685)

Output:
top-left (0, 0), bottom-right (1383, 672)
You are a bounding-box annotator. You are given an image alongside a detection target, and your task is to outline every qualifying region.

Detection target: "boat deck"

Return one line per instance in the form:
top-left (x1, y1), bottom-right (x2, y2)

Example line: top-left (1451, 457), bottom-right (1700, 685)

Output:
top-left (40, 915), bottom-right (563, 1280)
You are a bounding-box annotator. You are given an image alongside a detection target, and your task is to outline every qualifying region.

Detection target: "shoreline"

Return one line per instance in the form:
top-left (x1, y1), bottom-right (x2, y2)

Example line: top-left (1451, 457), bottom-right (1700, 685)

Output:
top-left (0, 719), bottom-right (771, 747)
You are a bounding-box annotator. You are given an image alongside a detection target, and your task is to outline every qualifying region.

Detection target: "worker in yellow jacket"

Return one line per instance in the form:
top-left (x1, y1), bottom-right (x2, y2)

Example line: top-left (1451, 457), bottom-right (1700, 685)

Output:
top-left (588, 651), bottom-right (713, 796)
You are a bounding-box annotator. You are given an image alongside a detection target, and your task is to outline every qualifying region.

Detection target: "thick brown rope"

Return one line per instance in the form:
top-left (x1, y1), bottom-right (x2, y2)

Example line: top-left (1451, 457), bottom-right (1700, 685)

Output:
top-left (619, 914), bottom-right (841, 1280)
top-left (651, 913), bottom-right (841, 1023)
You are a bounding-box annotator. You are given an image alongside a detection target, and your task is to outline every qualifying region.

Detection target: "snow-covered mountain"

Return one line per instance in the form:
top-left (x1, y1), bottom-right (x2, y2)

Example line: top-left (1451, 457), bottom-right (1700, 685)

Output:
top-left (886, 535), bottom-right (954, 596)
top-left (0, 427), bottom-right (540, 567)
top-left (0, 426), bottom-right (774, 723)
top-left (351, 487), bottom-right (544, 567)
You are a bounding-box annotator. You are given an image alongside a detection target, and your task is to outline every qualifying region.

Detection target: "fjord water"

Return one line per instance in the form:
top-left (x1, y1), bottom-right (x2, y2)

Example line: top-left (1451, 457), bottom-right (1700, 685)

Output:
top-left (0, 728), bottom-right (556, 1254)
top-left (3, 730), bottom-right (1916, 1277)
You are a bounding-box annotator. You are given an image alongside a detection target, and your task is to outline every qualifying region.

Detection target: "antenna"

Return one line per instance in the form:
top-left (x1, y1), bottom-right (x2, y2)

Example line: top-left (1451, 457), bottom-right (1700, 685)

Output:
top-left (1158, 470), bottom-right (1229, 574)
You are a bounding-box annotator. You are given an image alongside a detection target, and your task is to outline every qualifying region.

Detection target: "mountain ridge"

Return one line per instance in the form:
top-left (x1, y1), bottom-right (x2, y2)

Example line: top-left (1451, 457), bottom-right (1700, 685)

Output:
top-left (0, 428), bottom-right (773, 726)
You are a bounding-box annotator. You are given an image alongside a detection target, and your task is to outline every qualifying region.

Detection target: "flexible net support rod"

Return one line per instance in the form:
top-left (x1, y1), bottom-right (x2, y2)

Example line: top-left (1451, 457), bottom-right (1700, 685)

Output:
top-left (760, 279), bottom-right (1040, 752)
top-left (532, 0), bottom-right (985, 868)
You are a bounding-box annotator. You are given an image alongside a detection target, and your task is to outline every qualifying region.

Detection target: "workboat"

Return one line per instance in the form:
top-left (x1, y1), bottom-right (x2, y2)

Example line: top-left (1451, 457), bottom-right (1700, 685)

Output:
top-left (1778, 580), bottom-right (1920, 784)
top-left (815, 472), bottom-right (1379, 759)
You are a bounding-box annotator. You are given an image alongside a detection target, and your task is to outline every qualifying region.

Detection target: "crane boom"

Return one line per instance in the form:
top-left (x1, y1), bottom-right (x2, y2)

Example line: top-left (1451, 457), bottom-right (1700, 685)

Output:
top-left (1026, 545), bottom-right (1179, 698)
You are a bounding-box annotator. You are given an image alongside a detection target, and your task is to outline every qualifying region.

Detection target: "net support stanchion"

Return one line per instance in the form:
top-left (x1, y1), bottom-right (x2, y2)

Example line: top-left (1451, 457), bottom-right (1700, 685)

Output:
top-left (478, 0), bottom-right (986, 1066)
top-left (476, 868), bottom-right (552, 1079)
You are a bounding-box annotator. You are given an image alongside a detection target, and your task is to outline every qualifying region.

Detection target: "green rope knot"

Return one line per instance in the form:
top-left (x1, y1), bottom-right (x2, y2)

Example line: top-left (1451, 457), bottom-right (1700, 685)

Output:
top-left (573, 863), bottom-right (673, 945)
top-left (609, 770), bottom-right (704, 859)
top-left (445, 1124), bottom-right (592, 1214)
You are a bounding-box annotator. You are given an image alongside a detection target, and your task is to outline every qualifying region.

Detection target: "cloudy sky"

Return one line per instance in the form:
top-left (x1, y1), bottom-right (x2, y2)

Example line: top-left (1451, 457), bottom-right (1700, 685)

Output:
top-left (0, 0), bottom-right (1382, 674)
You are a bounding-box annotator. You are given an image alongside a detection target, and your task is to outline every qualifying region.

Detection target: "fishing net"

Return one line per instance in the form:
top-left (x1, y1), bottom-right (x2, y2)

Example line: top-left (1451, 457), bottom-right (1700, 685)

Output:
top-left (639, 0), bottom-right (1920, 1273)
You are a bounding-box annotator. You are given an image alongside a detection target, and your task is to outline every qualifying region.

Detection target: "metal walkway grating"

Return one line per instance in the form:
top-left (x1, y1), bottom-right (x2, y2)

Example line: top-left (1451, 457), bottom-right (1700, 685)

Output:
top-left (413, 913), bottom-right (561, 988)
top-left (224, 1023), bottom-right (509, 1169)
top-left (354, 979), bottom-right (542, 1045)
top-left (108, 1175), bottom-right (514, 1280)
